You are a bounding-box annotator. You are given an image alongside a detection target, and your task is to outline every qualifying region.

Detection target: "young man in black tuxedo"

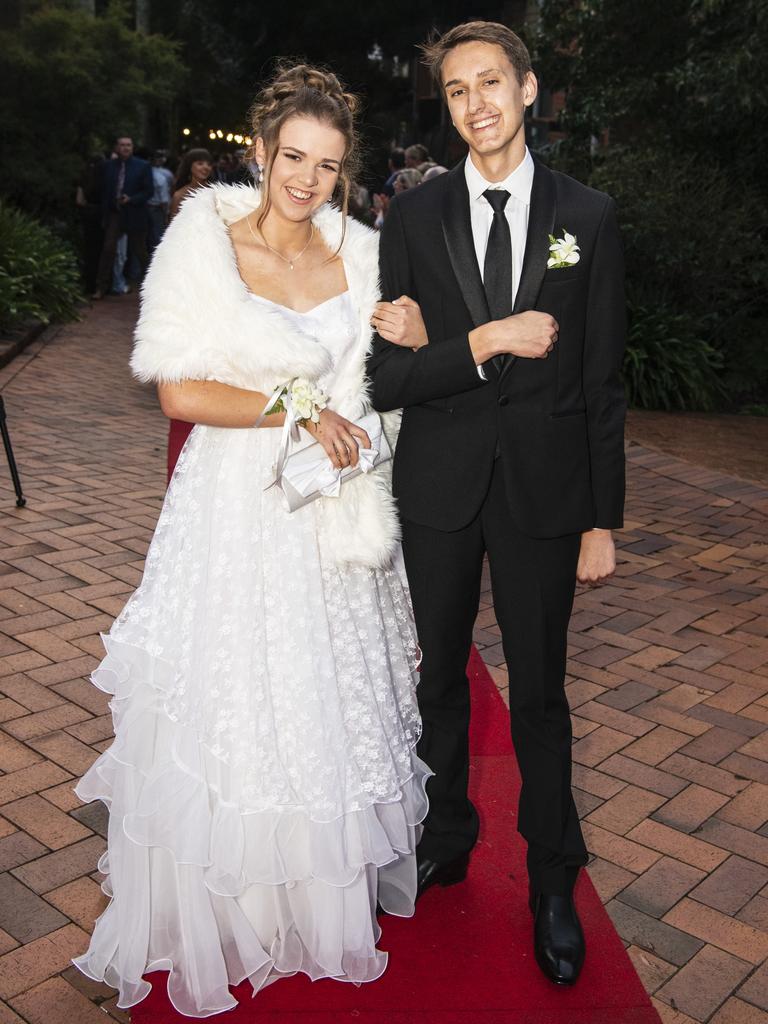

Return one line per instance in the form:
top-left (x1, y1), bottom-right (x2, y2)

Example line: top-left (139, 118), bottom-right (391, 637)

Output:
top-left (367, 21), bottom-right (626, 985)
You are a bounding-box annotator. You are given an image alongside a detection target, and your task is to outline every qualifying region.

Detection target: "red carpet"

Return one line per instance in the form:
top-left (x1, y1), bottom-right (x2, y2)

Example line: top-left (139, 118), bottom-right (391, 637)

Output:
top-left (133, 643), bottom-right (659, 1023)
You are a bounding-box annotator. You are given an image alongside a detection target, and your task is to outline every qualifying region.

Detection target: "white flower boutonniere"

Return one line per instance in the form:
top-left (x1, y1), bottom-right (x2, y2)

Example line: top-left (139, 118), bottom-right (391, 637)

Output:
top-left (547, 230), bottom-right (580, 269)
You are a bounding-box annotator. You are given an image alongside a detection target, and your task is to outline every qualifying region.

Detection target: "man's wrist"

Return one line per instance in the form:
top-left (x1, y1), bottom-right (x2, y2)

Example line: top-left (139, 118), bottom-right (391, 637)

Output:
top-left (468, 323), bottom-right (496, 366)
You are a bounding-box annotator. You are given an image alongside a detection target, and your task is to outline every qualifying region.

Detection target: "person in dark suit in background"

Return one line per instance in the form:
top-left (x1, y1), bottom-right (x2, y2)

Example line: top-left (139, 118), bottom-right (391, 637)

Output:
top-left (75, 154), bottom-right (106, 295)
top-left (367, 20), bottom-right (626, 987)
top-left (92, 136), bottom-right (152, 300)
top-left (382, 147), bottom-right (406, 197)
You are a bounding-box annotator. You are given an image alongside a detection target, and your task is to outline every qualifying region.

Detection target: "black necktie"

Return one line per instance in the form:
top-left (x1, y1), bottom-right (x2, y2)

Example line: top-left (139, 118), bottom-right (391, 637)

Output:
top-left (482, 189), bottom-right (512, 373)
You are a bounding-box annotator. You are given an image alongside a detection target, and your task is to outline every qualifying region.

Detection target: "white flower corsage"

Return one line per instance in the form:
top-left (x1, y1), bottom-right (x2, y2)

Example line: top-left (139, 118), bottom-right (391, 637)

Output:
top-left (267, 377), bottom-right (328, 425)
top-left (547, 230), bottom-right (580, 269)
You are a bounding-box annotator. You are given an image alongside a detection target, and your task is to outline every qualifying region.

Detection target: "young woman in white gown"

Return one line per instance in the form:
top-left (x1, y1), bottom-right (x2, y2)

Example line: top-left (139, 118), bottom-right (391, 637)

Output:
top-left (72, 64), bottom-right (430, 1017)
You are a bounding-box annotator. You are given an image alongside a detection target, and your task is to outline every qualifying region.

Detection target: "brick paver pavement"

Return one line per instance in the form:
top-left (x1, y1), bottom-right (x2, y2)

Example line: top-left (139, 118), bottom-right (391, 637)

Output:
top-left (0, 296), bottom-right (767, 1024)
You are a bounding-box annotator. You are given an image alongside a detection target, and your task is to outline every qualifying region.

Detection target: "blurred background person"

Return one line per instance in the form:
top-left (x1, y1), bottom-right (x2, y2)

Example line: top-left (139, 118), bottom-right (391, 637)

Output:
top-left (230, 148), bottom-right (251, 184)
top-left (348, 180), bottom-right (373, 225)
top-left (166, 146), bottom-right (214, 475)
top-left (394, 167), bottom-right (423, 193)
top-left (382, 147), bottom-right (405, 197)
top-left (75, 153), bottom-right (106, 295)
top-left (112, 233), bottom-right (130, 295)
top-left (372, 191), bottom-right (389, 230)
top-left (214, 152), bottom-right (233, 183)
top-left (422, 164), bottom-right (448, 182)
top-left (404, 143), bottom-right (430, 169)
top-left (374, 164), bottom-right (424, 227)
top-left (169, 148), bottom-right (213, 220)
top-left (147, 149), bottom-right (174, 253)
top-left (92, 135), bottom-right (152, 300)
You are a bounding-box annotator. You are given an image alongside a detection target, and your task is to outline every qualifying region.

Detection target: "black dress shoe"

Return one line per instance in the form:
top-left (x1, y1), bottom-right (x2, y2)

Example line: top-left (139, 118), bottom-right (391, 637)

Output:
top-left (416, 851), bottom-right (470, 899)
top-left (529, 888), bottom-right (585, 985)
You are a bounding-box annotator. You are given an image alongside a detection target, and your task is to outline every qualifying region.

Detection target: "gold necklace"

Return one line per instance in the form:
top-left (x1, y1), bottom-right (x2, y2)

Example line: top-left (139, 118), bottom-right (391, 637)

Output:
top-left (247, 214), bottom-right (314, 271)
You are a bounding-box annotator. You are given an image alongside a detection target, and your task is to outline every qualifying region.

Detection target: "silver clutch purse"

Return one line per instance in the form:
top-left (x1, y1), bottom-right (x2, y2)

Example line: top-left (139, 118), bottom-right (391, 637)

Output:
top-left (255, 382), bottom-right (391, 514)
top-left (272, 409), bottom-right (391, 513)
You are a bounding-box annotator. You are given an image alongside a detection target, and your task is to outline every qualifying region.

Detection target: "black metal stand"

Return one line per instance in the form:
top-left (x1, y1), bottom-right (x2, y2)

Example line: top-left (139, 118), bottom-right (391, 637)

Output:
top-left (0, 395), bottom-right (26, 507)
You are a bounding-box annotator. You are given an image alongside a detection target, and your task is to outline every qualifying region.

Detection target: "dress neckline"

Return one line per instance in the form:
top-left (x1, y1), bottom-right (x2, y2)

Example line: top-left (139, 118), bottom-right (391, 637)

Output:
top-left (248, 290), bottom-right (350, 317)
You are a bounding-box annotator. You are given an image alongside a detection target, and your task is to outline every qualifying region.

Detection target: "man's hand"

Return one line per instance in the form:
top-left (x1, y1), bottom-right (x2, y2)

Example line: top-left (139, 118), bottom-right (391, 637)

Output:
top-left (371, 295), bottom-right (428, 350)
top-left (469, 311), bottom-right (558, 365)
top-left (577, 529), bottom-right (616, 586)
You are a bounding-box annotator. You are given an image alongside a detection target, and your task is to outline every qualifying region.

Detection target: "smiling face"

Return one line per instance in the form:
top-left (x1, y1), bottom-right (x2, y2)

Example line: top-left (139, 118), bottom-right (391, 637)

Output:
top-left (255, 115), bottom-right (346, 223)
top-left (191, 159), bottom-right (212, 183)
top-left (442, 41), bottom-right (536, 172)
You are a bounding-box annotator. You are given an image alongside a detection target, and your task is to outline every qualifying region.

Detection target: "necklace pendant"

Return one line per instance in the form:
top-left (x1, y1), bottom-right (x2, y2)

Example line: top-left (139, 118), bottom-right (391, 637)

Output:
top-left (289, 263), bottom-right (294, 271)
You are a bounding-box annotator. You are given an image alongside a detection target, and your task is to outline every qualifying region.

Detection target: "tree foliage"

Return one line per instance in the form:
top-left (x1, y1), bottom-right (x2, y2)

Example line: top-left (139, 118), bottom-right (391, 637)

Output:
top-left (150, 0), bottom-right (501, 178)
top-left (0, 0), bottom-right (187, 219)
top-left (534, 0), bottom-right (766, 180)
top-left (532, 0), bottom-right (768, 408)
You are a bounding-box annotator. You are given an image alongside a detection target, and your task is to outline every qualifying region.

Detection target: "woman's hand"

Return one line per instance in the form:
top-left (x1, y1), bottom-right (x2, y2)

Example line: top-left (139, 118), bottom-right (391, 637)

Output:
top-left (371, 295), bottom-right (428, 350)
top-left (303, 409), bottom-right (371, 470)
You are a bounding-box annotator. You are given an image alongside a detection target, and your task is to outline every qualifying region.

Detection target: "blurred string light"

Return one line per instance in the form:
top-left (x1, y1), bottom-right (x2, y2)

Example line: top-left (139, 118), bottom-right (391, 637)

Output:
top-left (182, 127), bottom-right (190, 136)
top-left (204, 129), bottom-right (251, 145)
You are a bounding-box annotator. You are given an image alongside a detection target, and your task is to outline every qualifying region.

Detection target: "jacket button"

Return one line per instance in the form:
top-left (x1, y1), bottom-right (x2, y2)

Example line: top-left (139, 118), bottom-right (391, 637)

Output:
top-left (498, 395), bottom-right (509, 406)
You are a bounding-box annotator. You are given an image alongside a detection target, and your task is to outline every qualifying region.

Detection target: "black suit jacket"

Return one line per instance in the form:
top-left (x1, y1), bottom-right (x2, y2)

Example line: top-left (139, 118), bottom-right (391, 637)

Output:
top-left (366, 156), bottom-right (627, 538)
top-left (101, 156), bottom-right (153, 231)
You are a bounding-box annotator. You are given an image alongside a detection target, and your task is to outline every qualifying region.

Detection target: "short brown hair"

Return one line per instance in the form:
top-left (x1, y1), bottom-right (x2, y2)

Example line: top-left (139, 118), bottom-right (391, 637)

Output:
top-left (405, 143), bottom-right (429, 164)
top-left (420, 21), bottom-right (533, 90)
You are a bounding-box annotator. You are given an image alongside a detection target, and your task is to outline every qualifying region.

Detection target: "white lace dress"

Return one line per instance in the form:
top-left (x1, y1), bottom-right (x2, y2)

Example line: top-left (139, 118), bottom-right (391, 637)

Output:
top-left (72, 290), bottom-right (430, 1017)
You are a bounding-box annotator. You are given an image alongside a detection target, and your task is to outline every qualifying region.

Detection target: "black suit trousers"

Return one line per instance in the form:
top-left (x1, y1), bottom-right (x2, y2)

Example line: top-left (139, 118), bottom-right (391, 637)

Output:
top-left (403, 457), bottom-right (589, 894)
top-left (96, 211), bottom-right (149, 294)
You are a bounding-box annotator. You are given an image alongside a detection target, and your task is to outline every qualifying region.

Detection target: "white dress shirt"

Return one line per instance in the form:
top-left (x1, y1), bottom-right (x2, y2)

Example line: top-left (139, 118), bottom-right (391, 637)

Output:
top-left (464, 147), bottom-right (535, 379)
top-left (150, 165), bottom-right (174, 206)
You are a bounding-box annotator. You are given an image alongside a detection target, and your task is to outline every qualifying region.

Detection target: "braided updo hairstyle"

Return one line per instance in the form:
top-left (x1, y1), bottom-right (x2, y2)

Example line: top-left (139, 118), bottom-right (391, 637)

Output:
top-left (247, 62), bottom-right (360, 244)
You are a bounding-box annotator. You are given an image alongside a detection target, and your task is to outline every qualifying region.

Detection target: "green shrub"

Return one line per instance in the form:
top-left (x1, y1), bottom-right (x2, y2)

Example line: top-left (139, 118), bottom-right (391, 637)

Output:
top-left (535, 143), bottom-right (768, 410)
top-left (590, 146), bottom-right (767, 409)
top-left (532, 0), bottom-right (768, 410)
top-left (624, 305), bottom-right (727, 411)
top-left (0, 202), bottom-right (82, 333)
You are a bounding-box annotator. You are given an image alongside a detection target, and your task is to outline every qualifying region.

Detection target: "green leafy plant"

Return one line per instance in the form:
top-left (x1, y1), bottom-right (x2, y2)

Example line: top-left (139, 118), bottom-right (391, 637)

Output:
top-left (0, 201), bottom-right (81, 333)
top-left (532, 0), bottom-right (768, 409)
top-left (624, 305), bottom-right (727, 411)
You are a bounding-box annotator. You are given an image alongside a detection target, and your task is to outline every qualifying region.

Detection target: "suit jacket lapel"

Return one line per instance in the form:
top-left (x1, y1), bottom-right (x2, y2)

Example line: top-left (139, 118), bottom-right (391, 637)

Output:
top-left (500, 158), bottom-right (557, 381)
top-left (441, 160), bottom-right (491, 329)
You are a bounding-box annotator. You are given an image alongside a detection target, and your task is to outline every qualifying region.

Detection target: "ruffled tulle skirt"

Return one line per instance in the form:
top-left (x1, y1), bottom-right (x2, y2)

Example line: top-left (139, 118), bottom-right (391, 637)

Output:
top-left (71, 424), bottom-right (429, 1017)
